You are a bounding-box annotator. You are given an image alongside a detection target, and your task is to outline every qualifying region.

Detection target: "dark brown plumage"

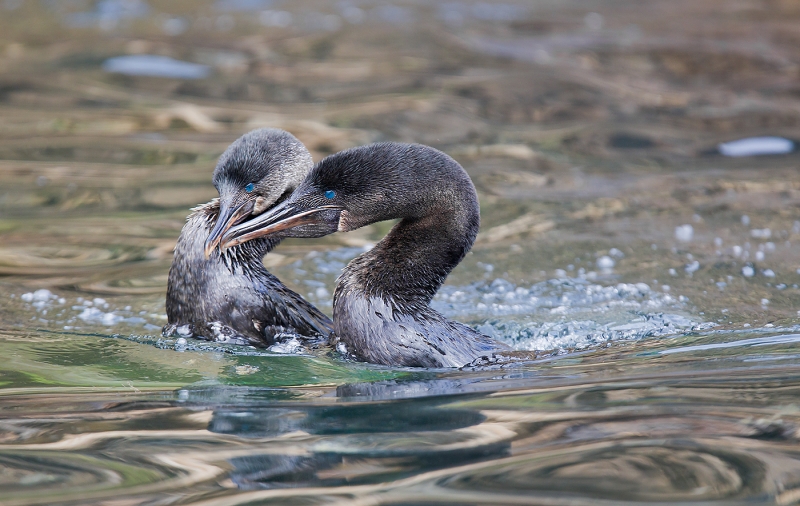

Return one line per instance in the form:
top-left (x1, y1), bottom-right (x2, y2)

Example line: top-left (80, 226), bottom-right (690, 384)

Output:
top-left (163, 128), bottom-right (332, 346)
top-left (220, 142), bottom-right (509, 366)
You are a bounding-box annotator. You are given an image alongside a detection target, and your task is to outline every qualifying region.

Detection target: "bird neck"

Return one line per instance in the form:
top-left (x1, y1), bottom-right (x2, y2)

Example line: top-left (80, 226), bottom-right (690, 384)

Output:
top-left (336, 184), bottom-right (480, 313)
top-left (219, 236), bottom-right (276, 272)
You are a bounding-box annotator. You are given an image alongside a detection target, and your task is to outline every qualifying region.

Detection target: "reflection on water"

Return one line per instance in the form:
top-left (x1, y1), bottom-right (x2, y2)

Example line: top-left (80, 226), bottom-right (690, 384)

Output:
top-left (1, 353), bottom-right (799, 505)
top-left (1, 0), bottom-right (800, 503)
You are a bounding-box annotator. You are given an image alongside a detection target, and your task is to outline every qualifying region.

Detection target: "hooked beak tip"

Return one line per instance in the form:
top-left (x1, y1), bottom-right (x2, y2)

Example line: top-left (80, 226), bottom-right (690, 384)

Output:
top-left (203, 200), bottom-right (255, 259)
top-left (204, 234), bottom-right (222, 259)
top-left (221, 204), bottom-right (340, 247)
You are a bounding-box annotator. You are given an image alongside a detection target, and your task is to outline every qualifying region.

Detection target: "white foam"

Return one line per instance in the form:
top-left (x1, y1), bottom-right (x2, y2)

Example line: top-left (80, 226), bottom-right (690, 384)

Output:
top-left (19, 289), bottom-right (149, 330)
top-left (268, 336), bottom-right (305, 354)
top-left (21, 289), bottom-right (55, 302)
top-left (433, 276), bottom-right (699, 352)
top-left (477, 313), bottom-right (698, 352)
top-left (77, 307), bottom-right (124, 326)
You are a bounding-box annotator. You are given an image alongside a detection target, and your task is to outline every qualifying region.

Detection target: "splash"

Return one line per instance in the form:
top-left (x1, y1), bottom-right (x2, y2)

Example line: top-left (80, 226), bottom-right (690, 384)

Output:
top-left (290, 247), bottom-right (706, 354)
top-left (13, 245), bottom-right (709, 357)
top-left (432, 277), bottom-right (704, 352)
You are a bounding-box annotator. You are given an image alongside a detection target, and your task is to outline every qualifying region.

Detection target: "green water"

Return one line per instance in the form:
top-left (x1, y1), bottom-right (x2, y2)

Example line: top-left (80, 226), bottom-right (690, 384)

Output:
top-left (1, 0), bottom-right (800, 504)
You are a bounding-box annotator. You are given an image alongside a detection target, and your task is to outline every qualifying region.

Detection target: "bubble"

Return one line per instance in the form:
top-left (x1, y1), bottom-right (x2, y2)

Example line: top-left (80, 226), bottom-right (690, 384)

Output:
top-left (675, 224), bottom-right (693, 242)
top-left (597, 256), bottom-right (615, 270)
top-left (21, 289), bottom-right (55, 303)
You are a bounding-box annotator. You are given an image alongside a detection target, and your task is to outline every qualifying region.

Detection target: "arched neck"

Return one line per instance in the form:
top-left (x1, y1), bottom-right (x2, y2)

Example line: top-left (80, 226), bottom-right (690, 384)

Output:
top-left (337, 191), bottom-right (480, 312)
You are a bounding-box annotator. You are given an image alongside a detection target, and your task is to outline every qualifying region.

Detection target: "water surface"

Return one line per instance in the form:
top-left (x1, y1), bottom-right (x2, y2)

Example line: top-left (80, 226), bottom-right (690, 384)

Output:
top-left (1, 0), bottom-right (799, 504)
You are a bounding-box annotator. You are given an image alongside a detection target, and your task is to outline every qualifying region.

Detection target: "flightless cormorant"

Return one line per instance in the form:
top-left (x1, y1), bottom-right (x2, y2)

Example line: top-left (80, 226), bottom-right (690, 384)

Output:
top-left (220, 142), bottom-right (509, 366)
top-left (163, 128), bottom-right (332, 346)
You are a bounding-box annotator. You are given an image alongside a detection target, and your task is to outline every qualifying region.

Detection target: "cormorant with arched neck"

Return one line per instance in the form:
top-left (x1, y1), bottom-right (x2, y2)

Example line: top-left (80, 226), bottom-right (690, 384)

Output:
top-left (220, 142), bottom-right (509, 366)
top-left (163, 128), bottom-right (332, 346)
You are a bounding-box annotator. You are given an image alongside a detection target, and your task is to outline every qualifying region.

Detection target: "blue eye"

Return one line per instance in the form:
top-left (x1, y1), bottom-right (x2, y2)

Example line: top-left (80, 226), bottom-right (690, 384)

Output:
top-left (324, 190), bottom-right (336, 199)
top-left (245, 183), bottom-right (255, 193)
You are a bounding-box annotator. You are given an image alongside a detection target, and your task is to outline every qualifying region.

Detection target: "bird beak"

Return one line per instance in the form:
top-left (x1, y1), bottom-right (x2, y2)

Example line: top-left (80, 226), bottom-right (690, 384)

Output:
top-left (204, 200), bottom-right (255, 258)
top-left (220, 200), bottom-right (340, 251)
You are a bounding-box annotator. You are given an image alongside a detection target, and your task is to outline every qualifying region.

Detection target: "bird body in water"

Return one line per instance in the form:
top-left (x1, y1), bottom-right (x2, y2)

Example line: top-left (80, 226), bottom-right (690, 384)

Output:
top-left (164, 129), bottom-right (332, 345)
top-left (221, 142), bottom-right (509, 367)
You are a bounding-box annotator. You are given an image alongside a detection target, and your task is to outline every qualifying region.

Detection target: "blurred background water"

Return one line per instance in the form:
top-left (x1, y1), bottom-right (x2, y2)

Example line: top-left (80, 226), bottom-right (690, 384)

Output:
top-left (1, 0), bottom-right (800, 504)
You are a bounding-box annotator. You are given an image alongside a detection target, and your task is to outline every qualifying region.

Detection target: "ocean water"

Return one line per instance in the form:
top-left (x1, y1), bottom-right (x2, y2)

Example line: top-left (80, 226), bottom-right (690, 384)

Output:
top-left (1, 0), bottom-right (799, 504)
